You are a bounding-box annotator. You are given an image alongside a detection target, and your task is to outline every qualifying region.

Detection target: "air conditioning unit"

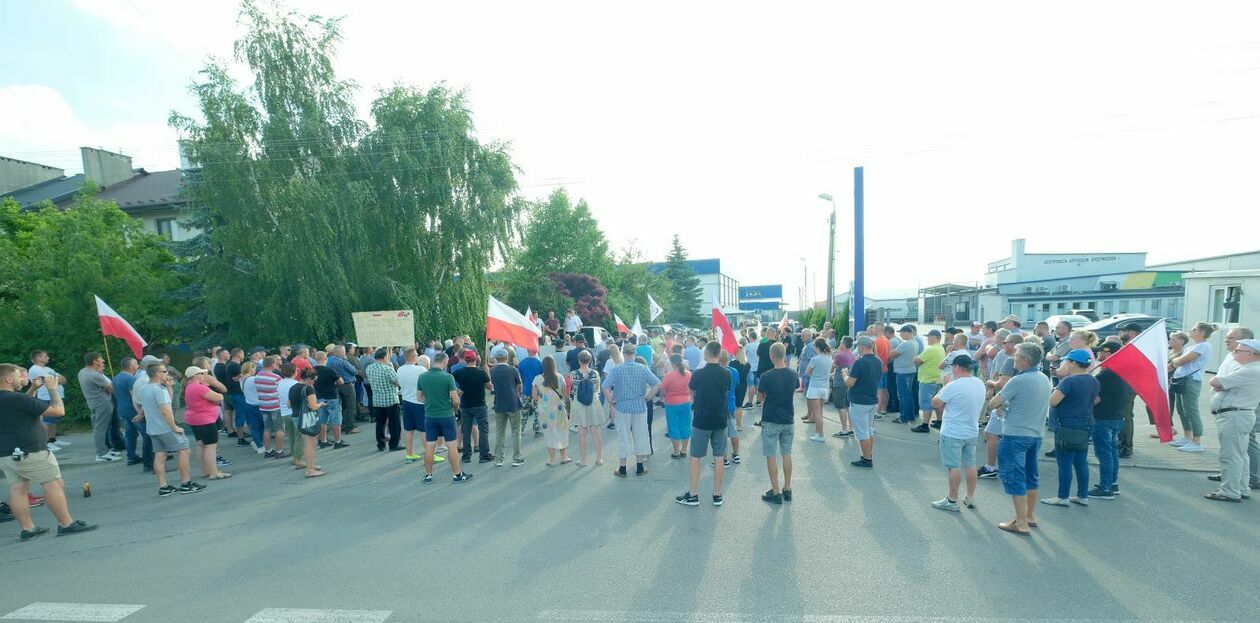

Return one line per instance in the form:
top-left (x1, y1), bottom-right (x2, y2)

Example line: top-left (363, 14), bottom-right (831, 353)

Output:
top-left (1058, 285), bottom-right (1070, 293)
top-left (1024, 286), bottom-right (1035, 293)
top-left (1100, 282), bottom-right (1118, 291)
top-left (1036, 286), bottom-right (1049, 293)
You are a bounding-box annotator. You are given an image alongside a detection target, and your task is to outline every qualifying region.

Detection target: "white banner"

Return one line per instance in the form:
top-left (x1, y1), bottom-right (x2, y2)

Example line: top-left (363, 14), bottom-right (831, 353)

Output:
top-left (351, 310), bottom-right (416, 347)
top-left (648, 294), bottom-right (663, 322)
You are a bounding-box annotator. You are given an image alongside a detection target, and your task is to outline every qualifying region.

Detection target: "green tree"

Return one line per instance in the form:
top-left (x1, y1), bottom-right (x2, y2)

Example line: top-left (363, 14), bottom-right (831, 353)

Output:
top-left (661, 234), bottom-right (703, 326)
top-left (171, 1), bottom-right (519, 345)
top-left (604, 242), bottom-right (670, 329)
top-left (0, 191), bottom-right (186, 423)
top-left (503, 188), bottom-right (611, 316)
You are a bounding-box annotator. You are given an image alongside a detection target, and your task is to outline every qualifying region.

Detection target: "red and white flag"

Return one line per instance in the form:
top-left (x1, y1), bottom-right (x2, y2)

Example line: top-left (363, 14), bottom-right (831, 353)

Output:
top-left (711, 298), bottom-right (739, 355)
top-left (95, 295), bottom-right (147, 358)
top-left (487, 296), bottom-right (541, 353)
top-left (1099, 320), bottom-right (1173, 442)
top-left (614, 313), bottom-right (629, 335)
top-left (778, 312), bottom-right (790, 332)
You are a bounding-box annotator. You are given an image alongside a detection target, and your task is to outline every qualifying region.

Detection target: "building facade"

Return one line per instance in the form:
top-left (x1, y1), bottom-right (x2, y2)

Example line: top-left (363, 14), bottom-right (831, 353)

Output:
top-left (648, 258), bottom-right (739, 316)
top-left (737, 284), bottom-right (784, 321)
top-left (1181, 269), bottom-right (1257, 371)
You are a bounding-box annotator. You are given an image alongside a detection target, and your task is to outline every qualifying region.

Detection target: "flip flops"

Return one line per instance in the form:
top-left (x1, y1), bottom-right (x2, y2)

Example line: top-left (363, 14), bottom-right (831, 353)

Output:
top-left (305, 470), bottom-right (326, 479)
top-left (1204, 492), bottom-right (1241, 502)
top-left (998, 522), bottom-right (1031, 536)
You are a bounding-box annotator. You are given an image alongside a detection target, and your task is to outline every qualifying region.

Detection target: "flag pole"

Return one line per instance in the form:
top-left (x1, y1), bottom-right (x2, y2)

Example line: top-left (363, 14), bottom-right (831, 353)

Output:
top-left (101, 336), bottom-right (115, 377)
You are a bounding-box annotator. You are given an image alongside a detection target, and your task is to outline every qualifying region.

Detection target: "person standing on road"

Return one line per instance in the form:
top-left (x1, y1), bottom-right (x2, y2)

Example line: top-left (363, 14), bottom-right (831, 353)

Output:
top-left (889, 325), bottom-right (920, 425)
top-left (930, 354), bottom-right (983, 511)
top-left (417, 353), bottom-right (472, 484)
top-left (519, 349), bottom-right (544, 438)
top-left (1207, 328), bottom-right (1260, 490)
top-left (311, 351), bottom-right (347, 451)
top-left (28, 350), bottom-right (68, 452)
top-left (453, 350), bottom-right (494, 464)
top-left (796, 329), bottom-right (817, 392)
top-left (138, 364), bottom-right (206, 497)
top-left (113, 357), bottom-right (144, 466)
top-left (1090, 342), bottom-right (1133, 499)
top-left (676, 341), bottom-right (729, 507)
top-left (289, 368), bottom-right (326, 478)
top-left (490, 347), bottom-right (526, 467)
top-left (534, 356), bottom-right (571, 466)
top-left (1042, 350), bottom-right (1100, 508)
top-left (77, 352), bottom-right (119, 463)
top-left (0, 365), bottom-right (98, 540)
top-left (605, 343), bottom-right (660, 477)
top-left (328, 346), bottom-right (361, 436)
top-left (845, 336), bottom-right (882, 468)
top-left (397, 348), bottom-right (429, 464)
top-left (1204, 338), bottom-right (1260, 502)
top-left (660, 354), bottom-right (693, 459)
top-left (829, 336), bottom-right (856, 437)
top-left (731, 345), bottom-right (752, 431)
top-left (912, 331), bottom-right (946, 433)
top-left (568, 350), bottom-right (604, 467)
top-left (758, 342), bottom-right (799, 504)
top-left (989, 343), bottom-right (1050, 536)
top-left (182, 366), bottom-right (230, 481)
top-left (754, 327), bottom-right (776, 413)
top-left (1170, 322), bottom-right (1216, 453)
top-left (366, 348), bottom-right (402, 452)
top-left (805, 338), bottom-right (833, 442)
top-left (743, 331), bottom-right (760, 408)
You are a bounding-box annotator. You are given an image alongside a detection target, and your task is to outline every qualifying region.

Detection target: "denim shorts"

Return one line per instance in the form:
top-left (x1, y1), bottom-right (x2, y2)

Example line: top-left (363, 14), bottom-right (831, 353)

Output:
top-left (939, 434), bottom-right (977, 469)
top-left (998, 435), bottom-right (1042, 495)
top-left (261, 409), bottom-right (283, 433)
top-left (760, 421), bottom-right (794, 456)
top-left (318, 397), bottom-right (342, 426)
top-left (401, 401), bottom-right (426, 432)
top-left (151, 431), bottom-right (189, 454)
top-left (424, 416), bottom-right (457, 442)
top-left (689, 426), bottom-right (727, 458)
top-left (918, 383), bottom-right (941, 410)
top-left (984, 411), bottom-right (1003, 436)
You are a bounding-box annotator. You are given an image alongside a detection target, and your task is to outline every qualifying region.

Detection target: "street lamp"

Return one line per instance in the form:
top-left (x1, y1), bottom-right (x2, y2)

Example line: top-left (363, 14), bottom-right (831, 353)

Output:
top-left (817, 193), bottom-right (837, 321)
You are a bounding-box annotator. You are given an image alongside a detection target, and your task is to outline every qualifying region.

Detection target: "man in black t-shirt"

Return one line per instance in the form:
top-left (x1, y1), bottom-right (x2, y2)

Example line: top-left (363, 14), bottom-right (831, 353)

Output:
top-left (844, 336), bottom-right (883, 468)
top-left (754, 327), bottom-right (777, 412)
top-left (311, 351), bottom-right (347, 449)
top-left (452, 351), bottom-right (493, 463)
top-left (757, 342), bottom-right (799, 504)
top-left (677, 341), bottom-right (731, 507)
top-left (225, 348), bottom-right (246, 447)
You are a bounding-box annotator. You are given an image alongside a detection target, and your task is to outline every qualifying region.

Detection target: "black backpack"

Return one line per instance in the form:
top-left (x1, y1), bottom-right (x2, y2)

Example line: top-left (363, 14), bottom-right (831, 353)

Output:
top-left (574, 371), bottom-right (596, 406)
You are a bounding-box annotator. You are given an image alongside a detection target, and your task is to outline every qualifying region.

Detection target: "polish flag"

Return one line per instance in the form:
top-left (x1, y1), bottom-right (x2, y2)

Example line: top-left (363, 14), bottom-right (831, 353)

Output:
top-left (711, 298), bottom-right (739, 355)
top-left (778, 312), bottom-right (790, 332)
top-left (614, 313), bottom-right (629, 334)
top-left (95, 295), bottom-right (147, 358)
top-left (1099, 320), bottom-right (1173, 442)
top-left (487, 296), bottom-right (541, 353)
top-left (524, 306), bottom-right (534, 323)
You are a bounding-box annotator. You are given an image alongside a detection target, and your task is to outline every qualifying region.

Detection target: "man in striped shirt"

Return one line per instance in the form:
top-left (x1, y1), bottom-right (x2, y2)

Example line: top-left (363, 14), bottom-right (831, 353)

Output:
top-left (255, 357), bottom-right (287, 459)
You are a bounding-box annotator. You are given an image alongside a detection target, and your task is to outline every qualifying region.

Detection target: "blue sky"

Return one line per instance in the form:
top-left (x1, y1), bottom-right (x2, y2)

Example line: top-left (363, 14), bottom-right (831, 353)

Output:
top-left (4, 0), bottom-right (1260, 297)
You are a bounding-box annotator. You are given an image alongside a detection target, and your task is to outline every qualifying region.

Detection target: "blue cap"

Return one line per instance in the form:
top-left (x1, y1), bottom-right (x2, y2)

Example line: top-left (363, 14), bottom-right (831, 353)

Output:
top-left (1065, 349), bottom-right (1093, 365)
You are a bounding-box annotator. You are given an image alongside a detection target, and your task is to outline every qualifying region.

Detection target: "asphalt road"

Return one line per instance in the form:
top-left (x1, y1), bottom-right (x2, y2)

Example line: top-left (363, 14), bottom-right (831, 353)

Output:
top-left (3, 397), bottom-right (1258, 623)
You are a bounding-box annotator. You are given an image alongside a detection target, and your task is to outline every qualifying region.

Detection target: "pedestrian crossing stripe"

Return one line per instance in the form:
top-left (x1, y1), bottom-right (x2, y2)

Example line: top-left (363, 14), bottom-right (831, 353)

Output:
top-left (245, 608), bottom-right (393, 623)
top-left (536, 611), bottom-right (1161, 622)
top-left (1, 603), bottom-right (144, 622)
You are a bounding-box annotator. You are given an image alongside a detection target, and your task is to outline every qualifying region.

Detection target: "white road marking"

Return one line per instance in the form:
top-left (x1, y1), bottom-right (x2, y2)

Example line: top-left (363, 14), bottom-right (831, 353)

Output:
top-left (536, 611), bottom-right (1211, 623)
top-left (0, 603), bottom-right (144, 622)
top-left (245, 608), bottom-right (393, 623)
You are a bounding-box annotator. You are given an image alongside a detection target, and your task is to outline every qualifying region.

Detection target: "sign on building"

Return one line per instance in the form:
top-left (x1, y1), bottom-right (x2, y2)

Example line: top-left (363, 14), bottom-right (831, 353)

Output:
top-left (351, 310), bottom-right (416, 347)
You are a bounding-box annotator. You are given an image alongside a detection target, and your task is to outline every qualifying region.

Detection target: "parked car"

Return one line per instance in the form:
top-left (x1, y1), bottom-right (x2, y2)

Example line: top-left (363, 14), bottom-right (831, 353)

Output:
top-left (1043, 314), bottom-right (1092, 330)
top-left (1081, 315), bottom-right (1182, 340)
top-left (1071, 308), bottom-right (1099, 322)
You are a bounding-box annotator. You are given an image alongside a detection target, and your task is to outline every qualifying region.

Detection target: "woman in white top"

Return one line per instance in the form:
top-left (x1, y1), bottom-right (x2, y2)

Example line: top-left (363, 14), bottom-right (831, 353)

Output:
top-left (1169, 323), bottom-right (1215, 452)
top-left (603, 346), bottom-right (623, 429)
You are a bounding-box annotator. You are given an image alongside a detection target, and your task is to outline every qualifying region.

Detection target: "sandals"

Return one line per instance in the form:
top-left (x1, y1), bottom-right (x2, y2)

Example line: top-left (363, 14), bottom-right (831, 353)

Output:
top-left (998, 521), bottom-right (1031, 536)
top-left (207, 472), bottom-right (232, 480)
top-left (1204, 492), bottom-right (1241, 502)
top-left (560, 458), bottom-right (572, 465)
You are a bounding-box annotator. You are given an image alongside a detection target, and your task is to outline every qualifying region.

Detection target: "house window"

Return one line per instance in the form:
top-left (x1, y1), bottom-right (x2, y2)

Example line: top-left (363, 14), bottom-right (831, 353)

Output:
top-left (1026, 304), bottom-right (1036, 320)
top-left (1118, 300), bottom-right (1129, 313)
top-left (155, 218), bottom-right (175, 240)
top-left (1210, 285), bottom-right (1242, 324)
top-left (1150, 299), bottom-right (1161, 314)
top-left (1102, 300), bottom-right (1114, 315)
top-left (1041, 303), bottom-right (1050, 314)
top-left (1056, 302), bottom-right (1067, 311)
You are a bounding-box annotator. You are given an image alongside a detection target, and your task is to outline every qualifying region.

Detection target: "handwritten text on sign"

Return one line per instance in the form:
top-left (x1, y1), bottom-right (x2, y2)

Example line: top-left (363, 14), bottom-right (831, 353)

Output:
top-left (351, 310), bottom-right (415, 347)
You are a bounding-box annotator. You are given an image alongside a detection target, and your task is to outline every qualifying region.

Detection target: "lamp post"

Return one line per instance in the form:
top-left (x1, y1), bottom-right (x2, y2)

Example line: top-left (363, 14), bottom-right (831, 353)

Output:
top-left (818, 193), bottom-right (837, 321)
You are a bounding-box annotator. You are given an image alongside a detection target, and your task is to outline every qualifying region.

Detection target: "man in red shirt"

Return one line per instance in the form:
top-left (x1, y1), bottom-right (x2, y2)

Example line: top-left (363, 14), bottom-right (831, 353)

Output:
top-left (871, 322), bottom-right (891, 414)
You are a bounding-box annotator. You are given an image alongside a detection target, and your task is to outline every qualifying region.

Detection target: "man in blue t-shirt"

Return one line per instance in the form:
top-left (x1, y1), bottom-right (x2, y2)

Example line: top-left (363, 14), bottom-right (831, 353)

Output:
top-left (518, 352), bottom-right (543, 437)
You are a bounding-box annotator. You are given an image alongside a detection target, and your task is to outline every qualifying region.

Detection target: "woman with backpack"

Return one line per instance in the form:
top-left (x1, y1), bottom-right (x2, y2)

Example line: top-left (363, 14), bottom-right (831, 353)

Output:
top-left (569, 350), bottom-right (605, 466)
top-left (534, 356), bottom-right (571, 466)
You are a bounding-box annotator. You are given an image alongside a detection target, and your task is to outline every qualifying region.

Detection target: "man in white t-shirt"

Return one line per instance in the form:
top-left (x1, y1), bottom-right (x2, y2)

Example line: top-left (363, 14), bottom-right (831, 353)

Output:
top-left (28, 350), bottom-right (68, 451)
top-left (564, 309), bottom-right (582, 335)
top-left (397, 348), bottom-right (442, 464)
top-left (930, 354), bottom-right (985, 512)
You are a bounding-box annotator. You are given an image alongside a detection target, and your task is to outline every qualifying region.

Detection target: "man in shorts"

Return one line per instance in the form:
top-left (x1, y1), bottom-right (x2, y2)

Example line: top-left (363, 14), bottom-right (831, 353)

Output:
top-left (137, 364), bottom-right (206, 497)
top-left (397, 348), bottom-right (434, 464)
top-left (720, 351), bottom-right (742, 465)
top-left (417, 353), bottom-right (472, 484)
top-left (758, 343), bottom-right (799, 504)
top-left (930, 355), bottom-right (983, 511)
top-left (311, 351), bottom-right (348, 450)
top-left (677, 341), bottom-right (729, 507)
top-left (0, 365), bottom-right (97, 540)
top-left (255, 357), bottom-right (287, 459)
top-left (844, 336), bottom-right (882, 468)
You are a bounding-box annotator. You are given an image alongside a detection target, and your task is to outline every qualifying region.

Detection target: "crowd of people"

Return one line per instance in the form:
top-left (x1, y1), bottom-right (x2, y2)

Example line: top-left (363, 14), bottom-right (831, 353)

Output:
top-left (2, 310), bottom-right (1258, 541)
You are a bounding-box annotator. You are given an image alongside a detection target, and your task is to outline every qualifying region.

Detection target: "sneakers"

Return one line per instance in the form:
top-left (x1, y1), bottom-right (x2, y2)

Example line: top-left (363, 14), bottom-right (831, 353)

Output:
top-left (1041, 497), bottom-right (1070, 506)
top-left (157, 485), bottom-right (178, 497)
top-left (332, 441), bottom-right (350, 449)
top-left (95, 454), bottom-right (119, 462)
top-left (495, 458), bottom-right (504, 467)
top-left (808, 433), bottom-right (825, 443)
top-left (452, 472), bottom-right (474, 483)
top-left (713, 494), bottom-right (724, 506)
top-left (511, 458), bottom-right (526, 467)
top-left (1170, 437), bottom-right (1191, 447)
top-left (237, 438), bottom-right (250, 447)
top-left (435, 445), bottom-right (448, 454)
top-left (782, 489), bottom-right (792, 502)
top-left (1087, 486), bottom-right (1116, 500)
top-left (762, 490), bottom-right (783, 504)
top-left (850, 457), bottom-right (873, 468)
top-left (405, 454), bottom-right (422, 464)
top-left (930, 420), bottom-right (942, 429)
top-left (1207, 473), bottom-right (1223, 482)
top-left (978, 466), bottom-right (999, 479)
top-left (433, 454), bottom-right (445, 463)
top-left (20, 526), bottom-right (49, 541)
top-left (318, 441), bottom-right (332, 449)
top-left (178, 481), bottom-right (207, 494)
top-left (264, 450), bottom-right (277, 459)
top-left (911, 424), bottom-right (930, 433)
top-left (710, 458), bottom-right (732, 468)
top-left (831, 430), bottom-right (854, 438)
top-left (1044, 449), bottom-right (1056, 458)
top-left (1070, 496), bottom-right (1089, 506)
top-left (56, 520), bottom-right (98, 536)
top-left (1177, 442), bottom-right (1204, 453)
top-left (931, 497), bottom-right (960, 512)
top-left (675, 492), bottom-right (700, 506)
top-left (962, 496), bottom-right (977, 509)
top-left (731, 453), bottom-right (741, 464)
top-left (422, 474), bottom-right (433, 484)
top-left (478, 455), bottom-right (496, 463)
top-left (216, 456), bottom-right (233, 467)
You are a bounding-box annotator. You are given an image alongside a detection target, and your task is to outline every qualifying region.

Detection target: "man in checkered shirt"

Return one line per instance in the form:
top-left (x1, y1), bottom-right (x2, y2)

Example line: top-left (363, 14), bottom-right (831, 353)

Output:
top-left (604, 344), bottom-right (660, 477)
top-left (365, 349), bottom-right (402, 452)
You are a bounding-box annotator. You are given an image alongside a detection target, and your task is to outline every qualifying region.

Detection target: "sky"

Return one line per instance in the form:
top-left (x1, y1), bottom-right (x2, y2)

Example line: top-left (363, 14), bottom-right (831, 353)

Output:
top-left (3, 0), bottom-right (1260, 309)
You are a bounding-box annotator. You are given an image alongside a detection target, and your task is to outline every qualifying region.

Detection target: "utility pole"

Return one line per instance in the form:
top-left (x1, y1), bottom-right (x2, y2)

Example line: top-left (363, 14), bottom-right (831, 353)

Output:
top-left (853, 166), bottom-right (865, 334)
top-left (826, 203), bottom-right (836, 321)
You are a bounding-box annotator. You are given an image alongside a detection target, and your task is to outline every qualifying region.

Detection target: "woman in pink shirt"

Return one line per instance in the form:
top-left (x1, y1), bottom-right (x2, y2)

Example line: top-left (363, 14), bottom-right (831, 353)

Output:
top-left (183, 366), bottom-right (231, 480)
top-left (660, 354), bottom-right (694, 459)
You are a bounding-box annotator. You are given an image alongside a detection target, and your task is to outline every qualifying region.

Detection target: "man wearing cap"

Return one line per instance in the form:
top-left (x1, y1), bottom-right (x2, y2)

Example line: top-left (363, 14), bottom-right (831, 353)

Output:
top-left (930, 354), bottom-right (983, 511)
top-left (1204, 338), bottom-right (1260, 502)
top-left (888, 325), bottom-right (921, 425)
top-left (911, 330), bottom-right (946, 433)
top-left (1002, 315), bottom-right (1025, 337)
top-left (1208, 328), bottom-right (1260, 490)
top-left (1090, 341), bottom-right (1134, 499)
top-left (489, 346), bottom-right (525, 467)
top-left (1115, 321), bottom-right (1145, 457)
top-left (845, 336), bottom-right (882, 468)
top-left (966, 321), bottom-right (985, 355)
top-left (453, 350), bottom-right (494, 464)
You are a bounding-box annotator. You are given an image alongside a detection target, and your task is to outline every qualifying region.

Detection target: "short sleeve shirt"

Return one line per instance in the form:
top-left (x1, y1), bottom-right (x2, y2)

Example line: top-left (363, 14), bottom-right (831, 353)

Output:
top-left (139, 383), bottom-right (173, 435)
top-left (917, 344), bottom-right (945, 384)
top-left (998, 369), bottom-right (1052, 438)
top-left (453, 366), bottom-right (491, 408)
top-left (935, 375), bottom-right (984, 439)
top-left (77, 368), bottom-right (113, 409)
top-left (365, 362), bottom-right (400, 407)
top-left (418, 370), bottom-right (459, 419)
top-left (892, 339), bottom-right (920, 374)
top-left (114, 371), bottom-right (137, 418)
top-left (1053, 373), bottom-right (1100, 430)
top-left (757, 367), bottom-right (800, 425)
top-left (490, 364), bottom-right (523, 413)
top-left (808, 354), bottom-right (832, 388)
top-left (688, 365), bottom-right (730, 430)
top-left (182, 382), bottom-right (220, 426)
top-left (0, 390), bottom-right (50, 455)
top-left (848, 354), bottom-right (882, 405)
top-left (605, 362), bottom-right (660, 414)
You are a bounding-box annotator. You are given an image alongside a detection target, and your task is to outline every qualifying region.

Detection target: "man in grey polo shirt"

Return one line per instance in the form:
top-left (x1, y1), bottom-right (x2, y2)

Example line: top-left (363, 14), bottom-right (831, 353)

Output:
top-left (889, 325), bottom-right (920, 424)
top-left (988, 343), bottom-right (1050, 536)
top-left (1204, 338), bottom-right (1260, 502)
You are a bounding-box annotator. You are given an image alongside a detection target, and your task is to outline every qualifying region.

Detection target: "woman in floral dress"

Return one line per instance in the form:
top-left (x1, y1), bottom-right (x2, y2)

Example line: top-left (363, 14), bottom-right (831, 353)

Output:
top-left (533, 356), bottom-right (571, 466)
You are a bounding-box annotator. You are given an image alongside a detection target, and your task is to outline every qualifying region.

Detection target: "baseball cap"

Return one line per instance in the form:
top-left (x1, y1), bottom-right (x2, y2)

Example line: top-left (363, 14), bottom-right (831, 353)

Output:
top-left (462, 350), bottom-right (477, 361)
top-left (1065, 349), bottom-right (1093, 365)
top-left (1236, 338), bottom-right (1260, 355)
top-left (926, 329), bottom-right (942, 338)
top-left (951, 354), bottom-right (975, 369)
top-left (1004, 333), bottom-right (1024, 344)
top-left (898, 324), bottom-right (914, 333)
top-left (1118, 322), bottom-right (1144, 333)
top-left (1096, 341), bottom-right (1122, 354)
top-left (184, 365), bottom-right (209, 378)
top-left (1002, 314), bottom-right (1020, 324)
top-left (139, 355), bottom-right (162, 366)
top-left (490, 346), bottom-right (508, 359)
top-left (856, 335), bottom-right (875, 348)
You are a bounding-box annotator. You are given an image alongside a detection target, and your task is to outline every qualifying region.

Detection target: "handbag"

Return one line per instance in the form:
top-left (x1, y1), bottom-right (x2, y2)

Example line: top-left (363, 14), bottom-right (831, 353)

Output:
top-left (1169, 375), bottom-right (1186, 395)
top-left (1055, 427), bottom-right (1090, 452)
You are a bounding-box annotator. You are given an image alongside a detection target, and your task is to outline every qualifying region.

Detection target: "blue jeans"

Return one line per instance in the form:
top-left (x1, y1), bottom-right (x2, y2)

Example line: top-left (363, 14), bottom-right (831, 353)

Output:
top-left (1092, 419), bottom-right (1124, 491)
top-left (1056, 447), bottom-right (1090, 499)
top-left (231, 394), bottom-right (248, 429)
top-left (124, 413), bottom-right (153, 467)
top-left (244, 403), bottom-right (264, 448)
top-left (895, 373), bottom-right (916, 423)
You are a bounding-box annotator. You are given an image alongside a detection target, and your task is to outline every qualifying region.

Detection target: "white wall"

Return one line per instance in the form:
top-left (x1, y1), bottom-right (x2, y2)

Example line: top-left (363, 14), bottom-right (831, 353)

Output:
top-left (1182, 270), bottom-right (1260, 371)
